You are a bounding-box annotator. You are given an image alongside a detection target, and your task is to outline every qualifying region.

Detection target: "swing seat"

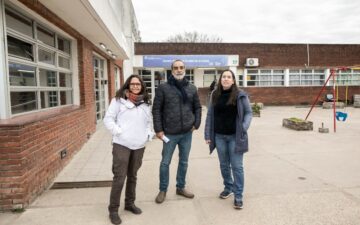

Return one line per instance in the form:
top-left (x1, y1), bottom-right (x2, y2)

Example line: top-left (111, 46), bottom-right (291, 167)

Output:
top-left (336, 111), bottom-right (348, 121)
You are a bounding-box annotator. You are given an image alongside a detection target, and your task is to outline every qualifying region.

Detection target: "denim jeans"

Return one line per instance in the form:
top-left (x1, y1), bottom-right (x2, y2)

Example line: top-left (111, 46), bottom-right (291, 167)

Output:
top-left (159, 131), bottom-right (192, 192)
top-left (215, 133), bottom-right (244, 201)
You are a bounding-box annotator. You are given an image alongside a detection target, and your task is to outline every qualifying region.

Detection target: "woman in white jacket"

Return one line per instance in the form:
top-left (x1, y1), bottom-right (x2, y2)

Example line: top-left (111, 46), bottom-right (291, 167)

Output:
top-left (104, 74), bottom-right (154, 225)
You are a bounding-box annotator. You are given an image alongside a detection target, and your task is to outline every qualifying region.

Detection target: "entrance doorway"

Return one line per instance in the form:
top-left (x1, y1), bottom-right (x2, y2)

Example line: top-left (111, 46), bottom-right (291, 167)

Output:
top-left (93, 56), bottom-right (108, 123)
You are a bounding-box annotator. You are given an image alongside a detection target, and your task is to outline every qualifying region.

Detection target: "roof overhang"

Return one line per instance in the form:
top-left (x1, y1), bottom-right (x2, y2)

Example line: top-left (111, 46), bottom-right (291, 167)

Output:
top-left (38, 0), bottom-right (129, 59)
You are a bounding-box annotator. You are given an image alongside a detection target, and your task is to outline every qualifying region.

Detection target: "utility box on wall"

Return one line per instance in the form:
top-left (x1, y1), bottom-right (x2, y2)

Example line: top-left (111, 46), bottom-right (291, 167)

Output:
top-left (245, 58), bottom-right (259, 67)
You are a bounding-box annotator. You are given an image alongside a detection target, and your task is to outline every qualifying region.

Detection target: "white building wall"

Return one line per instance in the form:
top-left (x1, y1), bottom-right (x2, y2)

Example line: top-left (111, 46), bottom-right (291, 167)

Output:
top-left (193, 69), bottom-right (204, 88)
top-left (88, 0), bottom-right (129, 57)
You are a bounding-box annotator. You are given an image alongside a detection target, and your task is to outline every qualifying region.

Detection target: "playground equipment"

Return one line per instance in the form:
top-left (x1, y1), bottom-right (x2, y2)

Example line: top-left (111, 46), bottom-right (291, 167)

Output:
top-left (305, 67), bottom-right (353, 132)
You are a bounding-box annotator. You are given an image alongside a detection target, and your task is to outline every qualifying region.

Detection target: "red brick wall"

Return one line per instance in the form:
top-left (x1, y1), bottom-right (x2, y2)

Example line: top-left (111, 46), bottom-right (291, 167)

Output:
top-left (135, 43), bottom-right (360, 67)
top-left (0, 1), bottom-right (122, 211)
top-left (198, 86), bottom-right (360, 106)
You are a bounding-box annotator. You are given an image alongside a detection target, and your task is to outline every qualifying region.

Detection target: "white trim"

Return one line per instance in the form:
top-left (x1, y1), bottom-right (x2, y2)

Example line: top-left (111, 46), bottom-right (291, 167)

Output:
top-left (284, 68), bottom-right (290, 87)
top-left (243, 69), bottom-right (248, 87)
top-left (0, 0), bottom-right (10, 119)
top-left (72, 40), bottom-right (79, 105)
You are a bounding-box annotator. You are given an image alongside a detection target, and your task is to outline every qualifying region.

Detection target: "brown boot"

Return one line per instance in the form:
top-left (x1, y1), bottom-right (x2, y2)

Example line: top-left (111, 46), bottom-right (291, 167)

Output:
top-left (155, 191), bottom-right (166, 204)
top-left (176, 188), bottom-right (194, 198)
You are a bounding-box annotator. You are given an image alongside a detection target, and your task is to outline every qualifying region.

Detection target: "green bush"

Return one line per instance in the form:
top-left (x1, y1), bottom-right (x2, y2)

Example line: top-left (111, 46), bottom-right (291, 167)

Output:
top-left (252, 103), bottom-right (261, 114)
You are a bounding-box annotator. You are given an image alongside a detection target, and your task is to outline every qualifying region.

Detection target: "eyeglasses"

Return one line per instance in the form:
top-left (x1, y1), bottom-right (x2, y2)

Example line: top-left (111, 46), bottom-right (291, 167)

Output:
top-left (129, 83), bottom-right (141, 87)
top-left (173, 66), bottom-right (184, 70)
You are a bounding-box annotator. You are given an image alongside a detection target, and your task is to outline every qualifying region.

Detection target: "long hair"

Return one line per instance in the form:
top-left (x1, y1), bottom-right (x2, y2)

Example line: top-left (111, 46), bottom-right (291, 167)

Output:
top-left (115, 74), bottom-right (150, 104)
top-left (211, 70), bottom-right (239, 106)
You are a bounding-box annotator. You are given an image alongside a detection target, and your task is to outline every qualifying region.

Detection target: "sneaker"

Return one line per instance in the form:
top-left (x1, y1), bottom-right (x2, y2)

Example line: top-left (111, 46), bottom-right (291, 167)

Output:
top-left (176, 188), bottom-right (195, 198)
top-left (219, 190), bottom-right (233, 199)
top-left (155, 191), bottom-right (166, 204)
top-left (124, 204), bottom-right (142, 214)
top-left (234, 200), bottom-right (243, 210)
top-left (109, 212), bottom-right (122, 225)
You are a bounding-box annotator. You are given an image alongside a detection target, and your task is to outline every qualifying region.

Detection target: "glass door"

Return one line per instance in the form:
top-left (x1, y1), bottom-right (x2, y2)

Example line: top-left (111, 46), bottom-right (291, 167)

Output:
top-left (93, 56), bottom-right (107, 123)
top-left (114, 66), bottom-right (121, 94)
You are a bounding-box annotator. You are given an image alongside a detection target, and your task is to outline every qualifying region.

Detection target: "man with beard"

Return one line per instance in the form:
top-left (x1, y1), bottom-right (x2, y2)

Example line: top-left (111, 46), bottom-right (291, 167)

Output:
top-left (152, 59), bottom-right (202, 204)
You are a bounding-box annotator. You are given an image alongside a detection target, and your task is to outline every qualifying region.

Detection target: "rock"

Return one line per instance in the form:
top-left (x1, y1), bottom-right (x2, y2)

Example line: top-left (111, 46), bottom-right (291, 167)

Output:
top-left (322, 102), bottom-right (345, 109)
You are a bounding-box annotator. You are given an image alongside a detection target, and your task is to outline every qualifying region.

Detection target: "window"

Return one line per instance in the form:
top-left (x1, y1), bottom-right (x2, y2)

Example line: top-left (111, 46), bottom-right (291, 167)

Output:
top-left (246, 69), bottom-right (284, 86)
top-left (329, 69), bottom-right (360, 86)
top-left (289, 69), bottom-right (325, 86)
top-left (57, 36), bottom-right (71, 54)
top-left (5, 9), bottom-right (33, 37)
top-left (10, 92), bottom-right (37, 114)
top-left (37, 25), bottom-right (55, 47)
top-left (38, 47), bottom-right (55, 65)
top-left (5, 7), bottom-right (73, 115)
top-left (8, 63), bottom-right (36, 86)
top-left (238, 74), bottom-right (243, 86)
top-left (203, 70), bottom-right (222, 87)
top-left (7, 36), bottom-right (34, 61)
top-left (185, 69), bottom-right (194, 84)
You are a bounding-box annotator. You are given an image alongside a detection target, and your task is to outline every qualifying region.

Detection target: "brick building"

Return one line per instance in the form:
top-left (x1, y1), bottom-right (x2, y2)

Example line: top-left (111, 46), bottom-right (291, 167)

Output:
top-left (134, 43), bottom-right (360, 105)
top-left (0, 0), bottom-right (139, 211)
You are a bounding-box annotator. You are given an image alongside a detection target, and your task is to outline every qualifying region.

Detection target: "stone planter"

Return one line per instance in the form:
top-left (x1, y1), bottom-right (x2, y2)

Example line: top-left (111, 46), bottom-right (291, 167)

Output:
top-left (253, 111), bottom-right (261, 117)
top-left (282, 118), bottom-right (313, 131)
top-left (322, 102), bottom-right (345, 109)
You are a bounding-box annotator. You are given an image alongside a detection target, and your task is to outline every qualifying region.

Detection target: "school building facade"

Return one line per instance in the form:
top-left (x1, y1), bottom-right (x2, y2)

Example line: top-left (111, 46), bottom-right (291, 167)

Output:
top-left (0, 0), bottom-right (139, 210)
top-left (134, 43), bottom-right (360, 106)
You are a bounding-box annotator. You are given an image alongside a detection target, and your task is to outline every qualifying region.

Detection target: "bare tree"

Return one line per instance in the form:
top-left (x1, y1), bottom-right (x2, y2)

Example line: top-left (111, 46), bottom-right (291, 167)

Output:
top-left (165, 31), bottom-right (223, 43)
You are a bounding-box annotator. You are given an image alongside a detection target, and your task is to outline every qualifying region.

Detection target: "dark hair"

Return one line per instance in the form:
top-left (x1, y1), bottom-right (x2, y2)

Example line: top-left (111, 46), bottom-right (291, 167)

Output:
top-left (115, 74), bottom-right (150, 104)
top-left (171, 59), bottom-right (185, 70)
top-left (211, 69), bottom-right (239, 105)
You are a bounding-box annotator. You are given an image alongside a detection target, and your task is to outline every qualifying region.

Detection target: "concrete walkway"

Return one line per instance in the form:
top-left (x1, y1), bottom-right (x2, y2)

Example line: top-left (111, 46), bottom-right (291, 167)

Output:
top-left (1, 106), bottom-right (360, 225)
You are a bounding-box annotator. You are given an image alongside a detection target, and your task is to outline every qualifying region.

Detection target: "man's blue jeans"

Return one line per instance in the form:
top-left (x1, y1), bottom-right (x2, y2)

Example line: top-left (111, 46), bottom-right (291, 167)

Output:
top-left (159, 131), bottom-right (192, 192)
top-left (215, 133), bottom-right (244, 201)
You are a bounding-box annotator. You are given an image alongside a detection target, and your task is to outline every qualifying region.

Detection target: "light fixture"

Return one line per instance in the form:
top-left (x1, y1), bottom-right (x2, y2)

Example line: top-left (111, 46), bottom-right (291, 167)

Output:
top-left (112, 54), bottom-right (117, 59)
top-left (18, 69), bottom-right (35, 73)
top-left (99, 43), bottom-right (106, 49)
top-left (106, 49), bottom-right (112, 55)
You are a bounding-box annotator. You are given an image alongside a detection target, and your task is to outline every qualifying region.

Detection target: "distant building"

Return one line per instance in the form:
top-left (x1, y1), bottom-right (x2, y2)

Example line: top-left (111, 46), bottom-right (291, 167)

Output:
top-left (134, 43), bottom-right (360, 105)
top-left (0, 0), bottom-right (139, 211)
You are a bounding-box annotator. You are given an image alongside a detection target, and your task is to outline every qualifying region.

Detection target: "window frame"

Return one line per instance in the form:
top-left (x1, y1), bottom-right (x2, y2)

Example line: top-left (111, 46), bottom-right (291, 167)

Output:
top-left (3, 5), bottom-right (75, 117)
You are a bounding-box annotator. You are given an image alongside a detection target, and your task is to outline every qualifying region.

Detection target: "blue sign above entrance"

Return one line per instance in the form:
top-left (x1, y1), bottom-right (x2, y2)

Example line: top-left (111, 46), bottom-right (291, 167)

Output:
top-left (143, 55), bottom-right (229, 68)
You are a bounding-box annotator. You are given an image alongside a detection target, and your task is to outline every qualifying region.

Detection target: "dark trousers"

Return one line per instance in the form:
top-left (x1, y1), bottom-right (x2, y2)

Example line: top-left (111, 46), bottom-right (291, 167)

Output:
top-left (108, 143), bottom-right (145, 213)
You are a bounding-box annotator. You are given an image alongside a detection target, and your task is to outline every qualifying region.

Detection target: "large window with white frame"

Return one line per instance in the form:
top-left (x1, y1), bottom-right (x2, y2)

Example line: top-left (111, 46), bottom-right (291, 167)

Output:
top-left (203, 69), bottom-right (222, 87)
top-left (289, 69), bottom-right (325, 86)
top-left (328, 69), bottom-right (360, 86)
top-left (5, 7), bottom-right (73, 115)
top-left (246, 69), bottom-right (285, 86)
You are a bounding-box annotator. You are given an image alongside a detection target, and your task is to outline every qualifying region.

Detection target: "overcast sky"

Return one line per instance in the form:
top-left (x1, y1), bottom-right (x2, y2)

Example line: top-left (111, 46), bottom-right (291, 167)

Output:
top-left (132, 0), bottom-right (360, 44)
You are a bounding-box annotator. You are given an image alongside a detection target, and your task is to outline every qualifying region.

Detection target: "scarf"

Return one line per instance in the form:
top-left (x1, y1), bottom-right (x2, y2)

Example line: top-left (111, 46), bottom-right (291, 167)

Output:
top-left (168, 74), bottom-right (188, 103)
top-left (125, 90), bottom-right (144, 106)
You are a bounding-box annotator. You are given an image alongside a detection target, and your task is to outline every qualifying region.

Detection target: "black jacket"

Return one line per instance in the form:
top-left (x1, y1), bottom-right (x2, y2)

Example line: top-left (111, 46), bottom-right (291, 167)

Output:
top-left (152, 82), bottom-right (202, 134)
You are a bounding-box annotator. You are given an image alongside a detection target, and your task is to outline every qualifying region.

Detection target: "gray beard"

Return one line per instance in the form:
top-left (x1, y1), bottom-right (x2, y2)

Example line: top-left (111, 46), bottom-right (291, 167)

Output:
top-left (173, 73), bottom-right (185, 80)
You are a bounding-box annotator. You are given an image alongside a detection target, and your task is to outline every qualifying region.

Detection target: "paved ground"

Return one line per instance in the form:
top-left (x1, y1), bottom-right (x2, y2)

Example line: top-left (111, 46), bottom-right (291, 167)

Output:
top-left (1, 106), bottom-right (360, 225)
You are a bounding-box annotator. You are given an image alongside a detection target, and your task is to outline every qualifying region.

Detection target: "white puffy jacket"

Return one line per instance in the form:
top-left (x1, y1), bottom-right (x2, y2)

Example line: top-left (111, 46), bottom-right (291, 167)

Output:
top-left (104, 98), bottom-right (154, 150)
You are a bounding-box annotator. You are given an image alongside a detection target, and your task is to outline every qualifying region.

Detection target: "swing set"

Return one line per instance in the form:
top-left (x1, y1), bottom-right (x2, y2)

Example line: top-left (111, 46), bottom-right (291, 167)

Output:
top-left (305, 66), bottom-right (359, 132)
